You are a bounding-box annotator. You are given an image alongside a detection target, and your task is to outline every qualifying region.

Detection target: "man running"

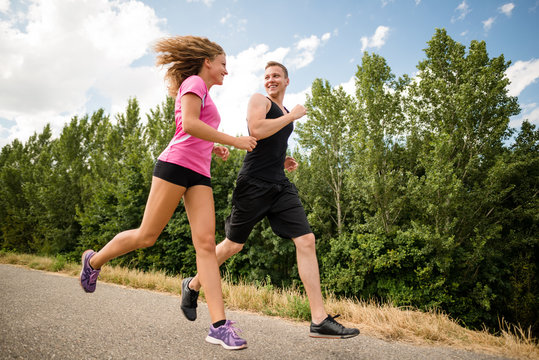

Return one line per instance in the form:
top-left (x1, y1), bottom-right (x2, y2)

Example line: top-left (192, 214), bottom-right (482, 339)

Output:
top-left (181, 61), bottom-right (359, 339)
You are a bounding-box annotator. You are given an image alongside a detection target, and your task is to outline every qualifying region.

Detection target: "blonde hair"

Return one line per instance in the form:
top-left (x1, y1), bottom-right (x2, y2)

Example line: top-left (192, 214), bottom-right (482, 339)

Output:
top-left (154, 35), bottom-right (225, 97)
top-left (265, 61), bottom-right (288, 79)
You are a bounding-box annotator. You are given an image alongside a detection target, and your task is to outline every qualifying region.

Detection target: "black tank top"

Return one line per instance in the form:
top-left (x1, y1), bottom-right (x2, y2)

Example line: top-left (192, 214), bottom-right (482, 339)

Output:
top-left (238, 98), bottom-right (293, 183)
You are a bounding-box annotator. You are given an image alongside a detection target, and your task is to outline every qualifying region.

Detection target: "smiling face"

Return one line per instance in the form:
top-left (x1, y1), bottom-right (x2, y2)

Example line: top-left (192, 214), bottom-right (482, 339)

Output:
top-left (207, 53), bottom-right (228, 86)
top-left (264, 65), bottom-right (289, 98)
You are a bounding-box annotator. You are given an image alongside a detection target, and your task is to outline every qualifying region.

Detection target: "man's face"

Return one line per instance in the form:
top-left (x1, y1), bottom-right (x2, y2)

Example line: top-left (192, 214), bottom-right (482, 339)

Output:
top-left (264, 66), bottom-right (289, 97)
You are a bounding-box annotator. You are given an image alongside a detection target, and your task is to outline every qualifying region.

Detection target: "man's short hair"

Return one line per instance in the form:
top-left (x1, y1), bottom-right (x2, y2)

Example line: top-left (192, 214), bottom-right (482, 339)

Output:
top-left (265, 61), bottom-right (288, 78)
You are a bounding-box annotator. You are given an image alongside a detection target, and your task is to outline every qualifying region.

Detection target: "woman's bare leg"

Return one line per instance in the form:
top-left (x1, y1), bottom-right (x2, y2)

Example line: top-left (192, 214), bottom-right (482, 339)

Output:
top-left (90, 176), bottom-right (185, 269)
top-left (183, 185), bottom-right (225, 323)
top-left (189, 239), bottom-right (244, 291)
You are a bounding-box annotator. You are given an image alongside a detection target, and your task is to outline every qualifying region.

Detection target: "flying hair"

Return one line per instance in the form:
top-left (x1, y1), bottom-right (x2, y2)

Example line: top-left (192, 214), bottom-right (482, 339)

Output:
top-left (154, 35), bottom-right (225, 97)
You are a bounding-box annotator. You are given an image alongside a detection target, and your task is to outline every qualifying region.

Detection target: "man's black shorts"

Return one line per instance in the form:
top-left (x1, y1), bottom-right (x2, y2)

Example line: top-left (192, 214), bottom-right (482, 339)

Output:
top-left (225, 175), bottom-right (312, 244)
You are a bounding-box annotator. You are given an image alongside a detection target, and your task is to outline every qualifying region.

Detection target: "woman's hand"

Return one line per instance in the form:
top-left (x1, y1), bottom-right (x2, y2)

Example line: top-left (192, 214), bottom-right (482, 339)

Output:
top-left (234, 136), bottom-right (257, 152)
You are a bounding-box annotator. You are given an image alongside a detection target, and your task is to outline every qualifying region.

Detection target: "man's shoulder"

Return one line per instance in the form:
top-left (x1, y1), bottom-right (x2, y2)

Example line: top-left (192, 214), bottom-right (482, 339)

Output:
top-left (250, 92), bottom-right (269, 102)
top-left (248, 93), bottom-right (271, 111)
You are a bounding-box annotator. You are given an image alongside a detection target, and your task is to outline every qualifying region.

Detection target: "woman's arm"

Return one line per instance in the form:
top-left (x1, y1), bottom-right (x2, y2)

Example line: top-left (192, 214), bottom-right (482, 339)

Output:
top-left (181, 93), bottom-right (257, 151)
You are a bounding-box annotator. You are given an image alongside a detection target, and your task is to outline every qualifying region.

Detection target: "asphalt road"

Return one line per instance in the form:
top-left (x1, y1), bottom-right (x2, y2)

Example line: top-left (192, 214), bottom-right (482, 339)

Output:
top-left (0, 264), bottom-right (510, 360)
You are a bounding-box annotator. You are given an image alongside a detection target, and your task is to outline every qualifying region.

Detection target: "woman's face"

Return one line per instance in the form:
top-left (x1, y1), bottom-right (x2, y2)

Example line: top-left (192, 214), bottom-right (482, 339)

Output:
top-left (208, 53), bottom-right (228, 86)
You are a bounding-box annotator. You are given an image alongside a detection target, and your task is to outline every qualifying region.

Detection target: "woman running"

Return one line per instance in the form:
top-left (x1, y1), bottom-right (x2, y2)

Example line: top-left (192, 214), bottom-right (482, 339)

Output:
top-left (79, 35), bottom-right (256, 350)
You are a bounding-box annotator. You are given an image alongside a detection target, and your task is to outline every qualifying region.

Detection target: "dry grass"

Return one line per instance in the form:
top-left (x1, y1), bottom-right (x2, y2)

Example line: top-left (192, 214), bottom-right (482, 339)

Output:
top-left (1, 252), bottom-right (537, 359)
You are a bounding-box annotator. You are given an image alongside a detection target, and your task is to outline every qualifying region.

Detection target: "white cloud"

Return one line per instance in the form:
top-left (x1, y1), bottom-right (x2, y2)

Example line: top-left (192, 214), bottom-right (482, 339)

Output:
top-left (186, 0), bottom-right (214, 7)
top-left (340, 76), bottom-right (356, 97)
top-left (482, 17), bottom-right (496, 31)
top-left (0, 0), bottom-right (166, 147)
top-left (220, 12), bottom-right (231, 24)
top-left (451, 0), bottom-right (471, 23)
top-left (522, 105), bottom-right (539, 126)
top-left (287, 33), bottom-right (331, 69)
top-left (360, 26), bottom-right (390, 52)
top-left (506, 59), bottom-right (539, 96)
top-left (219, 11), bottom-right (247, 32)
top-left (415, 0), bottom-right (421, 5)
top-left (0, 1), bottom-right (328, 148)
top-left (499, 3), bottom-right (515, 16)
top-left (510, 103), bottom-right (539, 128)
top-left (0, 0), bottom-right (9, 13)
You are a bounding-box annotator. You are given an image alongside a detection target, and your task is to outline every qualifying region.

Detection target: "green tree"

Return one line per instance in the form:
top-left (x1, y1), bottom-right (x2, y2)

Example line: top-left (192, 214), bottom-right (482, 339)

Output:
top-left (295, 79), bottom-right (357, 237)
top-left (0, 139), bottom-right (31, 252)
top-left (484, 121), bottom-right (539, 334)
top-left (319, 52), bottom-right (416, 302)
top-left (350, 52), bottom-right (409, 234)
top-left (13, 126), bottom-right (54, 253)
top-left (404, 28), bottom-right (521, 326)
top-left (77, 99), bottom-right (156, 269)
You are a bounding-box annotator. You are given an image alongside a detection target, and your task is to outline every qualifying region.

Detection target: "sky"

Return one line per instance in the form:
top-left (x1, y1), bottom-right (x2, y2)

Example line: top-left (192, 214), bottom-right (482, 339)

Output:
top-left (1, 0), bottom-right (539, 149)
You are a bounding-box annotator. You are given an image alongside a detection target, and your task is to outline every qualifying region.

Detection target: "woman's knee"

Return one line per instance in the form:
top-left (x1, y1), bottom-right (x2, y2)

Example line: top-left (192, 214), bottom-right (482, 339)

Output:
top-left (193, 233), bottom-right (216, 255)
top-left (136, 229), bottom-right (160, 248)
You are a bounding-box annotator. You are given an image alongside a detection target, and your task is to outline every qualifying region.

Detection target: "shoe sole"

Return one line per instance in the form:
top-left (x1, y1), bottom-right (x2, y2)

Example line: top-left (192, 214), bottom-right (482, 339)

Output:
top-left (309, 332), bottom-right (360, 339)
top-left (205, 335), bottom-right (247, 350)
top-left (80, 250), bottom-right (95, 293)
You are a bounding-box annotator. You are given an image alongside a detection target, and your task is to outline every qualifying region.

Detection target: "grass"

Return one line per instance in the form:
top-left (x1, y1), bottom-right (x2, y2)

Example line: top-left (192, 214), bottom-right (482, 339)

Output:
top-left (1, 252), bottom-right (537, 359)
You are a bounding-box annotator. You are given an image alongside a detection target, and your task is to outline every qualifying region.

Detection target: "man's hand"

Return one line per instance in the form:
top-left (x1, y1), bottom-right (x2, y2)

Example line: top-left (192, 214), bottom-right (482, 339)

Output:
top-left (284, 156), bottom-right (298, 172)
top-left (213, 145), bottom-right (230, 161)
top-left (289, 104), bottom-right (306, 121)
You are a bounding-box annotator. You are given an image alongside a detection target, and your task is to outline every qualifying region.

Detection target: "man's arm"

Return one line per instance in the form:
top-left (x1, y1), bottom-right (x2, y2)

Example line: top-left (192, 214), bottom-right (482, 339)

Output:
top-left (247, 93), bottom-right (306, 140)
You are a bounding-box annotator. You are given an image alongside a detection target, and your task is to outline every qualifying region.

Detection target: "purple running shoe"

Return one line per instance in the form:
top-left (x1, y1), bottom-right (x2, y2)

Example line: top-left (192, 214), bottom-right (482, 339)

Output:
top-left (80, 250), bottom-right (100, 293)
top-left (205, 320), bottom-right (247, 350)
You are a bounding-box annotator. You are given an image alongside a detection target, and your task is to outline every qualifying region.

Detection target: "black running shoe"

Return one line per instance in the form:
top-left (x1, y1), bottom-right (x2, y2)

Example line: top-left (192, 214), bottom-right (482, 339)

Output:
top-left (180, 277), bottom-right (199, 321)
top-left (309, 314), bottom-right (360, 339)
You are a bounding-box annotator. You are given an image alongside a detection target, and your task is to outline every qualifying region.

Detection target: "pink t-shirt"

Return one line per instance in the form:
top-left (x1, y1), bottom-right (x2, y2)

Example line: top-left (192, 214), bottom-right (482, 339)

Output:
top-left (158, 75), bottom-right (220, 177)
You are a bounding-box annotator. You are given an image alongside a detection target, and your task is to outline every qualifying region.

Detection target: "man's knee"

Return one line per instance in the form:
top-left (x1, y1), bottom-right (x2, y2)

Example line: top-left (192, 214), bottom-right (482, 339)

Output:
top-left (293, 233), bottom-right (316, 251)
top-left (221, 238), bottom-right (244, 256)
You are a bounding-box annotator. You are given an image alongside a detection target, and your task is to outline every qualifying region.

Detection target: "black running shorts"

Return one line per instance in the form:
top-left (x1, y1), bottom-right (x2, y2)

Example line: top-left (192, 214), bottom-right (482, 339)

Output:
top-left (225, 175), bottom-right (312, 244)
top-left (153, 160), bottom-right (212, 188)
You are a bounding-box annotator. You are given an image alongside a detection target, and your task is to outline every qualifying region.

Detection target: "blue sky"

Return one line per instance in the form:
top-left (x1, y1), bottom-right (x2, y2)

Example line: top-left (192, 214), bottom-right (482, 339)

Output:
top-left (1, 0), bottom-right (538, 148)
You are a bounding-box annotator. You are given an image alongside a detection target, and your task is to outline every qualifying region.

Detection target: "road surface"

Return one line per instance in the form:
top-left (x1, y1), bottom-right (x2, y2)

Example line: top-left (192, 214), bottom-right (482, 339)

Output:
top-left (0, 264), bottom-right (510, 360)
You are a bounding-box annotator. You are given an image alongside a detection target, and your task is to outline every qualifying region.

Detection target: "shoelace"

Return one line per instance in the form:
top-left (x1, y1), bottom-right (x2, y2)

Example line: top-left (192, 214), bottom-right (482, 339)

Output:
top-left (223, 321), bottom-right (243, 339)
top-left (328, 314), bottom-right (345, 329)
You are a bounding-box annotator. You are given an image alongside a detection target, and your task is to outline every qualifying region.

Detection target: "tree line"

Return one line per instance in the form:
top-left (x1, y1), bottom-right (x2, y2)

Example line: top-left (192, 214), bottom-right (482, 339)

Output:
top-left (1, 29), bottom-right (537, 336)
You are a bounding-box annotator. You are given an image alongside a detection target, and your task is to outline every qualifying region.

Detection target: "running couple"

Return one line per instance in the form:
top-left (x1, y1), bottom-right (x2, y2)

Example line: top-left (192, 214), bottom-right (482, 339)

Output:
top-left (79, 35), bottom-right (358, 351)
